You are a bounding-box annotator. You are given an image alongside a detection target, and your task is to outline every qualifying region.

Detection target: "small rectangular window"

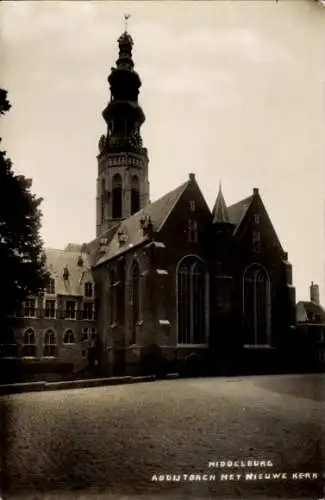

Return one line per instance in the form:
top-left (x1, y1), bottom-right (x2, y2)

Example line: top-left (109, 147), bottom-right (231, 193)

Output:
top-left (66, 301), bottom-right (76, 319)
top-left (46, 278), bottom-right (55, 295)
top-left (188, 219), bottom-right (198, 243)
top-left (45, 299), bottom-right (56, 319)
top-left (252, 231), bottom-right (261, 252)
top-left (254, 214), bottom-right (260, 224)
top-left (189, 200), bottom-right (196, 212)
top-left (24, 299), bottom-right (36, 318)
top-left (81, 328), bottom-right (88, 342)
top-left (83, 302), bottom-right (93, 320)
top-left (84, 282), bottom-right (93, 298)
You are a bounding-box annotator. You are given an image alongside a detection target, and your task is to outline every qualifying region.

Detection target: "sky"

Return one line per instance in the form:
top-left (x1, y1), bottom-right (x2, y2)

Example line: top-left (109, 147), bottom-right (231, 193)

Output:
top-left (1, 0), bottom-right (325, 303)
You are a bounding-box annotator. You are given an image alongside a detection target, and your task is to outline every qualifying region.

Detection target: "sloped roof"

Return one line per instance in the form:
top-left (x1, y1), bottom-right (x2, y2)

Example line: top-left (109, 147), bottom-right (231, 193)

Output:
top-left (85, 224), bottom-right (121, 267)
top-left (296, 301), bottom-right (325, 324)
top-left (95, 180), bottom-right (189, 266)
top-left (212, 183), bottom-right (229, 223)
top-left (45, 248), bottom-right (94, 296)
top-left (64, 243), bottom-right (83, 252)
top-left (227, 195), bottom-right (253, 227)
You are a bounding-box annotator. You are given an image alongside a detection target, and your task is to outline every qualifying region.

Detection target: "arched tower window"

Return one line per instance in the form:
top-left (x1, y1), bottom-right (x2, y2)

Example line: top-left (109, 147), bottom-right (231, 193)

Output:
top-left (43, 329), bottom-right (57, 357)
top-left (101, 178), bottom-right (105, 224)
top-left (131, 175), bottom-right (140, 214)
top-left (109, 268), bottom-right (118, 325)
top-left (177, 256), bottom-right (208, 345)
top-left (112, 174), bottom-right (122, 219)
top-left (22, 328), bottom-right (37, 357)
top-left (130, 260), bottom-right (140, 344)
top-left (243, 264), bottom-right (271, 346)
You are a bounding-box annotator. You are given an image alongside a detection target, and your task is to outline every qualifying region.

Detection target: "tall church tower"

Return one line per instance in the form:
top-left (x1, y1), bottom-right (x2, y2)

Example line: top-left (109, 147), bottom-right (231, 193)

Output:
top-left (96, 25), bottom-right (149, 236)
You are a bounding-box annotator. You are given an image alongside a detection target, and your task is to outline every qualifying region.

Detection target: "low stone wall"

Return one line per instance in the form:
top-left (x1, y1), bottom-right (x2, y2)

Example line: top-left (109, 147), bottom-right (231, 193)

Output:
top-left (0, 373), bottom-right (179, 395)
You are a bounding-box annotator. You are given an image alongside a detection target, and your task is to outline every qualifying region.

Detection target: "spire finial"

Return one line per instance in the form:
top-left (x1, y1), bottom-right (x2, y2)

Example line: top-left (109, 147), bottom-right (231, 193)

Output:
top-left (124, 13), bottom-right (131, 32)
top-left (219, 180), bottom-right (222, 192)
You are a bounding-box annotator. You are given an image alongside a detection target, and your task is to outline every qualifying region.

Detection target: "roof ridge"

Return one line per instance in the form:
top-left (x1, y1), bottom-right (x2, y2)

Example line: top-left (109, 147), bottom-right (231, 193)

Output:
top-left (227, 194), bottom-right (253, 210)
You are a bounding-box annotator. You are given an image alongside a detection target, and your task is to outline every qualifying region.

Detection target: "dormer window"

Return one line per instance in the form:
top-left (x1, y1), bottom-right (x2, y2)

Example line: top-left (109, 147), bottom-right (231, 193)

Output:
top-left (63, 266), bottom-right (69, 281)
top-left (84, 281), bottom-right (93, 298)
top-left (46, 278), bottom-right (55, 294)
top-left (140, 215), bottom-right (153, 235)
top-left (117, 229), bottom-right (128, 245)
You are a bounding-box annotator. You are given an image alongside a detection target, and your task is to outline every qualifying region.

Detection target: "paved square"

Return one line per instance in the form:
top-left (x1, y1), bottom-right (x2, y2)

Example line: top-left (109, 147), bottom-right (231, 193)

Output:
top-left (1, 374), bottom-right (324, 499)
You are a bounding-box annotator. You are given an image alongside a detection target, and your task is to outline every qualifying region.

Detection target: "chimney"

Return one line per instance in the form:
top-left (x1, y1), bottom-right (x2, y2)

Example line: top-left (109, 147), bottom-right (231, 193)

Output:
top-left (310, 281), bottom-right (320, 305)
top-left (189, 173), bottom-right (195, 182)
top-left (253, 188), bottom-right (259, 195)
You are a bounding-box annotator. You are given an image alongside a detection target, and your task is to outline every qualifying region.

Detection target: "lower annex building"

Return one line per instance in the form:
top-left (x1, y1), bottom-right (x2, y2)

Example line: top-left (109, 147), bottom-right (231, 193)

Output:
top-left (7, 27), bottom-right (303, 378)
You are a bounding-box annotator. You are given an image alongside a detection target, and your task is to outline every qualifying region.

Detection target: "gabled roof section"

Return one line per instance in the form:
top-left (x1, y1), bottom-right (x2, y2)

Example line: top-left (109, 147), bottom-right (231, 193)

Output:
top-left (212, 182), bottom-right (229, 223)
top-left (45, 248), bottom-right (94, 296)
top-left (86, 224), bottom-right (121, 267)
top-left (95, 180), bottom-right (190, 266)
top-left (296, 301), bottom-right (325, 324)
top-left (227, 195), bottom-right (253, 228)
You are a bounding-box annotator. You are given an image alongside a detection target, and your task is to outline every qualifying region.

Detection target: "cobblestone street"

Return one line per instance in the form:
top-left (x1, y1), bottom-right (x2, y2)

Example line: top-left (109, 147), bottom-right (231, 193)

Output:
top-left (1, 374), bottom-right (324, 499)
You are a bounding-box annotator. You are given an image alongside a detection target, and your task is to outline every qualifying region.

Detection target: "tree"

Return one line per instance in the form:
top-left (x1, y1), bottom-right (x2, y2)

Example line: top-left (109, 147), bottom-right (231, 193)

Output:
top-left (0, 89), bottom-right (49, 335)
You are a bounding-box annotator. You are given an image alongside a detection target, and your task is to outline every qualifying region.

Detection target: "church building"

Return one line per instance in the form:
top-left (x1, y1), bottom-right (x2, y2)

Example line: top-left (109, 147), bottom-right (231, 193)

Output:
top-left (85, 28), bottom-right (297, 376)
top-left (7, 28), bottom-right (298, 379)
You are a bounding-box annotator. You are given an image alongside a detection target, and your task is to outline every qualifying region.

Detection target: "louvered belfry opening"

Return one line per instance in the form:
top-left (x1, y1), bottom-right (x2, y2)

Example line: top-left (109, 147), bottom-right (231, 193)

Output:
top-left (112, 174), bottom-right (122, 219)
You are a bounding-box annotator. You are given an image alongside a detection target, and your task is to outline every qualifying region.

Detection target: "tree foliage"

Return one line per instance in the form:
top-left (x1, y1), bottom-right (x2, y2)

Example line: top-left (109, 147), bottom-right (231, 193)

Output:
top-left (0, 89), bottom-right (49, 330)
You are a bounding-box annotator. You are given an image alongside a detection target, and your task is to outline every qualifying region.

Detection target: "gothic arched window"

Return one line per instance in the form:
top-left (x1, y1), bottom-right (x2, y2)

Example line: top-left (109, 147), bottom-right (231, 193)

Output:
top-left (101, 178), bottom-right (105, 224)
top-left (243, 264), bottom-right (271, 346)
top-left (63, 329), bottom-right (75, 344)
top-left (109, 268), bottom-right (118, 325)
top-left (177, 256), bottom-right (207, 345)
top-left (22, 328), bottom-right (37, 357)
top-left (131, 175), bottom-right (140, 214)
top-left (130, 260), bottom-right (140, 345)
top-left (43, 329), bottom-right (57, 357)
top-left (112, 174), bottom-right (122, 219)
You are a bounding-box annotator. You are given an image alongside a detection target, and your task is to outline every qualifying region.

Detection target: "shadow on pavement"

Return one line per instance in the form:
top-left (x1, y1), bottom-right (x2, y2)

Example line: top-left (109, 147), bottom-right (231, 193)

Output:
top-left (253, 374), bottom-right (325, 402)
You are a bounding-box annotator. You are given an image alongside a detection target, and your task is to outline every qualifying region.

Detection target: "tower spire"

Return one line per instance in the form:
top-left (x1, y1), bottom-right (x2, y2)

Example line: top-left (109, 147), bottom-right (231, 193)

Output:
top-left (212, 182), bottom-right (229, 224)
top-left (96, 23), bottom-right (150, 237)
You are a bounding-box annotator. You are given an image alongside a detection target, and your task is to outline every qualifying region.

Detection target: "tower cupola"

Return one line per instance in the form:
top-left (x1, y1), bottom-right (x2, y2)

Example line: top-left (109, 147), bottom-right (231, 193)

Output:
top-left (96, 16), bottom-right (150, 237)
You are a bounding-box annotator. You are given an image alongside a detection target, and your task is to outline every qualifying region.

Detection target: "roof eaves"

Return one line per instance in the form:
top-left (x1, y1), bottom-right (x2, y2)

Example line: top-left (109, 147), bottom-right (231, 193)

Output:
top-left (233, 199), bottom-right (253, 235)
top-left (156, 181), bottom-right (189, 232)
top-left (94, 237), bottom-right (150, 268)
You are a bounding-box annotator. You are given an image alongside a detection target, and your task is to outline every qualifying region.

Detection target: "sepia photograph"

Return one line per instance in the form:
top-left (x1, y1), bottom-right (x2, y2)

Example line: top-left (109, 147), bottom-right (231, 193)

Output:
top-left (0, 1), bottom-right (324, 499)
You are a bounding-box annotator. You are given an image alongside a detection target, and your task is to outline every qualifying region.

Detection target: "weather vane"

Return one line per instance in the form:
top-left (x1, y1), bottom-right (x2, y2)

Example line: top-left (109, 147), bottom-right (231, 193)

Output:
top-left (124, 14), bottom-right (131, 32)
